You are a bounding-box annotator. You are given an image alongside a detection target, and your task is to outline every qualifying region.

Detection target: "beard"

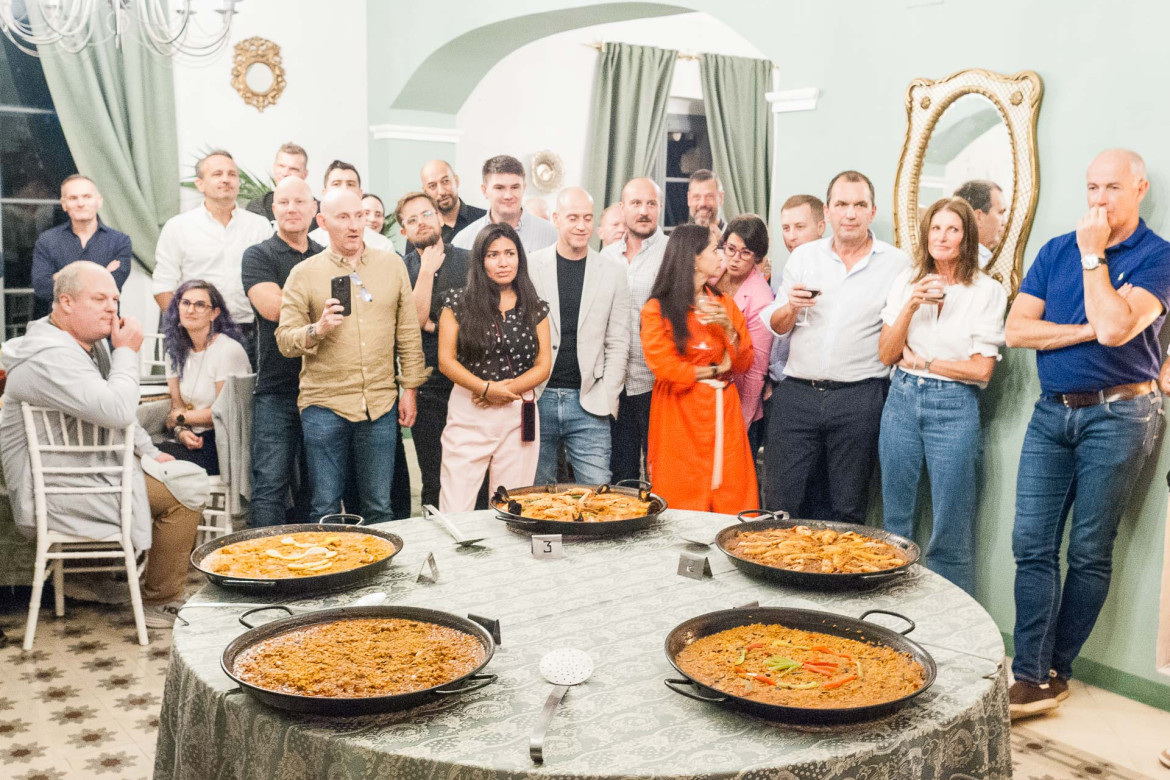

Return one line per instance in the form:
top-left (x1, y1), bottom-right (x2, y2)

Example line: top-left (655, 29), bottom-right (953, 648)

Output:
top-left (690, 207), bottom-right (716, 227)
top-left (412, 229), bottom-right (441, 250)
top-left (627, 219), bottom-right (656, 240)
top-left (436, 193), bottom-right (457, 211)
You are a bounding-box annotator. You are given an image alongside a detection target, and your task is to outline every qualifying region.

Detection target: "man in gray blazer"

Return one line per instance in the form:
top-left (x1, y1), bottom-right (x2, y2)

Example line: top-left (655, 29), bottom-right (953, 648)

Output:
top-left (529, 187), bottom-right (630, 485)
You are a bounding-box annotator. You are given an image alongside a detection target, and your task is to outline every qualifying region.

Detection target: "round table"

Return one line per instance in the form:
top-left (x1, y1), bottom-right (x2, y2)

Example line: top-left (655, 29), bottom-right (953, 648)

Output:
top-left (154, 510), bottom-right (1011, 780)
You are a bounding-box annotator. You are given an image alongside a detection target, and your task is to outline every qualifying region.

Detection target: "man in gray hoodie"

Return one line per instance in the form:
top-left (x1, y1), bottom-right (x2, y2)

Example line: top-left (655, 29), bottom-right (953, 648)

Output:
top-left (0, 261), bottom-right (201, 628)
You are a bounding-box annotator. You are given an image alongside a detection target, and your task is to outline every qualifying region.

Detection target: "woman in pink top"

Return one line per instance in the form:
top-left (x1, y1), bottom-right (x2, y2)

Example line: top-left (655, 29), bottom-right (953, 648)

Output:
top-left (720, 215), bottom-right (774, 430)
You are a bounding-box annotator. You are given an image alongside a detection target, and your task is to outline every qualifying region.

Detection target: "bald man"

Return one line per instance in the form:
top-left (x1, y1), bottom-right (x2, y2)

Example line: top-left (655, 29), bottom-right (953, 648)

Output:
top-left (528, 188), bottom-right (630, 484)
top-left (411, 159), bottom-right (486, 254)
top-left (1005, 149), bottom-right (1170, 719)
top-left (601, 177), bottom-right (666, 481)
top-left (276, 189), bottom-right (429, 524)
top-left (242, 176), bottom-right (323, 527)
top-left (597, 203), bottom-right (626, 249)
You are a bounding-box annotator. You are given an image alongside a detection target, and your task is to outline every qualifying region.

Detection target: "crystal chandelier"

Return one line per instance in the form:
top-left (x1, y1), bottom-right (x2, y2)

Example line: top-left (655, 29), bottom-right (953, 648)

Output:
top-left (0, 0), bottom-right (243, 59)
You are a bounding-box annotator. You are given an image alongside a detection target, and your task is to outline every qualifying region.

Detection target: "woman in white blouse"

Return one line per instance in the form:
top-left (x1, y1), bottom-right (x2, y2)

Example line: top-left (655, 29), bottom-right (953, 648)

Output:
top-left (876, 197), bottom-right (1006, 594)
top-left (160, 279), bottom-right (252, 475)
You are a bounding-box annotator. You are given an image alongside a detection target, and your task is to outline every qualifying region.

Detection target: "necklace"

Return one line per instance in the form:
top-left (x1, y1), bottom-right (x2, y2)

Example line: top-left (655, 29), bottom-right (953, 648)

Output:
top-left (182, 333), bottom-right (214, 411)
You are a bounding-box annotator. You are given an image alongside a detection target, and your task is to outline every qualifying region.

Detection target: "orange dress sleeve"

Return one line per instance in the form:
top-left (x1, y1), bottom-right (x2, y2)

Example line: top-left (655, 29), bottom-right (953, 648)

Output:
top-left (640, 299), bottom-right (700, 387)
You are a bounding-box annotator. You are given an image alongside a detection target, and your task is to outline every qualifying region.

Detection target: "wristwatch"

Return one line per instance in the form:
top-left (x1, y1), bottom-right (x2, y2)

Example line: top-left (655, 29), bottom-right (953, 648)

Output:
top-left (1081, 254), bottom-right (1106, 270)
top-left (176, 413), bottom-right (186, 425)
top-left (307, 323), bottom-right (317, 341)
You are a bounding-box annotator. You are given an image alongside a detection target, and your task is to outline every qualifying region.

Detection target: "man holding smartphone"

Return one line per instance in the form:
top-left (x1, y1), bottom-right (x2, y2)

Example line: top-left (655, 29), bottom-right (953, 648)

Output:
top-left (276, 189), bottom-right (429, 523)
top-left (758, 171), bottom-right (910, 523)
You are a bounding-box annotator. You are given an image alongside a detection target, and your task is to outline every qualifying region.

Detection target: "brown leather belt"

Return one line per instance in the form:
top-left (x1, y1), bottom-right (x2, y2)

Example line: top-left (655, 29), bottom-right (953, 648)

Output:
top-left (1050, 380), bottom-right (1157, 409)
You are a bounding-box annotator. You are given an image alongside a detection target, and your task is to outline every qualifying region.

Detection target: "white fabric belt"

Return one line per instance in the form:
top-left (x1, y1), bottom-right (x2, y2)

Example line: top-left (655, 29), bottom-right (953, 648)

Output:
top-left (698, 378), bottom-right (728, 490)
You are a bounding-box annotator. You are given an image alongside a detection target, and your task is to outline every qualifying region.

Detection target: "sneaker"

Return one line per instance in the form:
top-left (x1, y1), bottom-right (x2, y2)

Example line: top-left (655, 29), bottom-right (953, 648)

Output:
top-left (1008, 679), bottom-right (1060, 719)
top-left (1047, 671), bottom-right (1070, 702)
top-left (142, 602), bottom-right (184, 629)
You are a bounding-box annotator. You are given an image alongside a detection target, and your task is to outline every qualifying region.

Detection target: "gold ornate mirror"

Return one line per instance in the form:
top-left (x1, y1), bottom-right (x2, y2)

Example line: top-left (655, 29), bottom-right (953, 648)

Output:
top-left (231, 37), bottom-right (286, 113)
top-left (893, 69), bottom-right (1043, 296)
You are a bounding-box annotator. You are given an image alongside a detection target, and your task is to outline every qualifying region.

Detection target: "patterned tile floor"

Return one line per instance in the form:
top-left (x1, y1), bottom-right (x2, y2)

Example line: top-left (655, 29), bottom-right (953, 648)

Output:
top-left (0, 597), bottom-right (1167, 780)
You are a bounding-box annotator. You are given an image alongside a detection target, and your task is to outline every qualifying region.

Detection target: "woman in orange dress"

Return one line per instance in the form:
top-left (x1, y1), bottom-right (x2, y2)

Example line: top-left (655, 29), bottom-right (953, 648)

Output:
top-left (641, 224), bottom-right (757, 512)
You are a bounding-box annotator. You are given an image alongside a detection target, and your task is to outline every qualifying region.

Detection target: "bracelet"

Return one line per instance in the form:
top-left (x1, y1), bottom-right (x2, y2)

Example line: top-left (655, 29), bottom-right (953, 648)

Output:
top-left (481, 381), bottom-right (491, 399)
top-left (925, 359), bottom-right (934, 374)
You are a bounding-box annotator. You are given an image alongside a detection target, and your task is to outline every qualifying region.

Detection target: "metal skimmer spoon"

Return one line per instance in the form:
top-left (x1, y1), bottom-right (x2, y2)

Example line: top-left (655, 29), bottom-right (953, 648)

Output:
top-left (423, 504), bottom-right (485, 547)
top-left (529, 648), bottom-right (594, 764)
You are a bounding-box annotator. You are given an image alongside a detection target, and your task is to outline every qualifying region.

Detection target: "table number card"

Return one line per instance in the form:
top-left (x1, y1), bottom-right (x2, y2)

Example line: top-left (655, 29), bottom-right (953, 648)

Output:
top-left (415, 551), bottom-right (439, 583)
top-left (677, 551), bottom-right (713, 580)
top-left (531, 534), bottom-right (564, 559)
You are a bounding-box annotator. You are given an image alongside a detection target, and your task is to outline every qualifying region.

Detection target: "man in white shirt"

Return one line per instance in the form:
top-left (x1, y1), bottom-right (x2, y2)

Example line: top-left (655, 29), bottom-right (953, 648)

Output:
top-left (529, 187), bottom-right (630, 485)
top-left (451, 155), bottom-right (557, 253)
top-left (152, 150), bottom-right (273, 359)
top-left (954, 179), bottom-right (1007, 268)
top-left (307, 160), bottom-right (395, 253)
top-left (759, 171), bottom-right (910, 522)
top-left (601, 177), bottom-right (667, 481)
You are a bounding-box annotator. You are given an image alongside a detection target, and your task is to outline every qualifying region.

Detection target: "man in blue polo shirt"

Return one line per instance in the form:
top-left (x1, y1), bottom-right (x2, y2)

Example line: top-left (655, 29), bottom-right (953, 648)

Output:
top-left (1005, 149), bottom-right (1170, 718)
top-left (32, 175), bottom-right (132, 319)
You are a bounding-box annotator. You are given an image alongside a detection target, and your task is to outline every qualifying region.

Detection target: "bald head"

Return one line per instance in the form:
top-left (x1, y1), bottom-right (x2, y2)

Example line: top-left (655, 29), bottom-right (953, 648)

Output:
top-left (272, 175), bottom-right (317, 239)
top-left (421, 159), bottom-right (461, 216)
top-left (598, 202), bottom-right (626, 247)
top-left (1086, 148), bottom-right (1149, 235)
top-left (552, 187), bottom-right (595, 257)
top-left (620, 178), bottom-right (661, 240)
top-left (52, 261), bottom-right (120, 345)
top-left (318, 189), bottom-right (366, 256)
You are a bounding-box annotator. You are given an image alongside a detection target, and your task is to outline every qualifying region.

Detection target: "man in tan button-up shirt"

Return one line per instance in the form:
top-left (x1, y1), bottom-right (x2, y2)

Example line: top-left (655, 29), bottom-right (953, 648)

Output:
top-left (276, 189), bottom-right (428, 522)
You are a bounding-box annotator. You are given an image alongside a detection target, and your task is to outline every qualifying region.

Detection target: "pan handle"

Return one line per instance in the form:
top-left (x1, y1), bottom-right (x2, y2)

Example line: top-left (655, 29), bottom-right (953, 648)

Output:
top-left (319, 513), bottom-right (364, 526)
top-left (858, 609), bottom-right (916, 636)
top-left (434, 673), bottom-right (497, 696)
top-left (664, 678), bottom-right (729, 703)
top-left (855, 568), bottom-right (906, 583)
top-left (501, 513), bottom-right (538, 526)
top-left (616, 479), bottom-right (652, 502)
top-left (735, 509), bottom-right (785, 524)
top-left (220, 578), bottom-right (277, 588)
top-left (239, 605), bottom-right (293, 629)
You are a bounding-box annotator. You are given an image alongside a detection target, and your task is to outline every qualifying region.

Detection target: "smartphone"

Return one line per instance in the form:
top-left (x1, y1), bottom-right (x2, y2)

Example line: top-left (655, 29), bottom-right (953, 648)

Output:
top-left (330, 275), bottom-right (352, 317)
top-left (805, 288), bottom-right (823, 298)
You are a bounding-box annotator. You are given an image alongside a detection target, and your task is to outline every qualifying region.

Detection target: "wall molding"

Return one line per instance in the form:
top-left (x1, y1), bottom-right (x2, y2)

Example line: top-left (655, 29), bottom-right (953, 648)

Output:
top-left (766, 87), bottom-right (821, 114)
top-left (369, 124), bottom-right (463, 143)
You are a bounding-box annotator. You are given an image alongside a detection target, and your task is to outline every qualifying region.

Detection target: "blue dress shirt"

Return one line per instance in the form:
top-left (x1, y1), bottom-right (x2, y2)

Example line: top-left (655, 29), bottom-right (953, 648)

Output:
top-left (32, 219), bottom-right (132, 316)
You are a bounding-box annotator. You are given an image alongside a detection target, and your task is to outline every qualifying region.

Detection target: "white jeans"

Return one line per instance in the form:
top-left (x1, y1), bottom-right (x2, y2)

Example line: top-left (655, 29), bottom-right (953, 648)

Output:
top-left (439, 385), bottom-right (541, 512)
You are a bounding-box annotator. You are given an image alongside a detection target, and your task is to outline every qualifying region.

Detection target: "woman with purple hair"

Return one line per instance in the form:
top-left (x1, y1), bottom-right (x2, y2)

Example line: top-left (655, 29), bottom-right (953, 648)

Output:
top-left (160, 279), bottom-right (251, 474)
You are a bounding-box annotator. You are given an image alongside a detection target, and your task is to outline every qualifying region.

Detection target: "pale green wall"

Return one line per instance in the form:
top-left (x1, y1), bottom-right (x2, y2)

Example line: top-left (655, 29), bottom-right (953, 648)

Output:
top-left (371, 0), bottom-right (1170, 706)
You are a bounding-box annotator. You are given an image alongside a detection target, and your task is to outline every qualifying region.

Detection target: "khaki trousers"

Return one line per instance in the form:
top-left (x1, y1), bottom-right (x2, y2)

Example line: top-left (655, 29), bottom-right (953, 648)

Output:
top-left (142, 474), bottom-right (201, 605)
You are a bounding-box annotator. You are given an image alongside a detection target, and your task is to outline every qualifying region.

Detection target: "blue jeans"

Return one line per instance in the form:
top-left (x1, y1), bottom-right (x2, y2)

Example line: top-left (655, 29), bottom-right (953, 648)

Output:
top-left (879, 370), bottom-right (982, 594)
top-left (1011, 392), bottom-right (1162, 683)
top-left (301, 405), bottom-right (398, 524)
top-left (250, 393), bottom-right (308, 527)
top-left (536, 388), bottom-right (612, 485)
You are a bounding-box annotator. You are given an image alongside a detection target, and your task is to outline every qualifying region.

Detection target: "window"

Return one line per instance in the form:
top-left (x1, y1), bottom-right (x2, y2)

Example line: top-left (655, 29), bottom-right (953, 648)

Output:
top-left (658, 111), bottom-right (713, 232)
top-left (0, 35), bottom-right (76, 342)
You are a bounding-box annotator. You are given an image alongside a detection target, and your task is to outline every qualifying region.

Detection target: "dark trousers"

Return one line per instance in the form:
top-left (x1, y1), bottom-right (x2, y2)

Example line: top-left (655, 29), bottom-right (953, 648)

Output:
top-left (763, 388), bottom-right (832, 519)
top-left (158, 429), bottom-right (219, 475)
top-left (413, 383), bottom-right (451, 508)
top-left (249, 392), bottom-right (311, 527)
top-left (609, 390), bottom-right (652, 483)
top-left (764, 378), bottom-right (887, 523)
top-left (392, 427), bottom-right (411, 519)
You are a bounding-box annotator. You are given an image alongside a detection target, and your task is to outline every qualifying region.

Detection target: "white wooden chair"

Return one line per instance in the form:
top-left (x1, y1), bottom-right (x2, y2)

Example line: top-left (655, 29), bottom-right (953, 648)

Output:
top-left (139, 333), bottom-right (167, 381)
top-left (21, 403), bottom-right (149, 650)
top-left (199, 373), bottom-right (256, 545)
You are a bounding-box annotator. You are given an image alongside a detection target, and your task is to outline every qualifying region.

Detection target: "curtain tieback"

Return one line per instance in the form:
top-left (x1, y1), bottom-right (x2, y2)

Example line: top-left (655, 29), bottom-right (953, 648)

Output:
top-left (698, 378), bottom-right (728, 490)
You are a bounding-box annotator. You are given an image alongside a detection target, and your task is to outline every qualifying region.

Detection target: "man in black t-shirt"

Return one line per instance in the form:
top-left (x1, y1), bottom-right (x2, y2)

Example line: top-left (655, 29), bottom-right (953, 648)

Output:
top-left (529, 187), bottom-right (630, 485)
top-left (397, 191), bottom-right (472, 507)
top-left (241, 177), bottom-right (323, 526)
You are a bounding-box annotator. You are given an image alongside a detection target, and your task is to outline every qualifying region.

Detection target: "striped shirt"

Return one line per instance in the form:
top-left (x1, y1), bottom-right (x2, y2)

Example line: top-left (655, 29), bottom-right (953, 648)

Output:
top-left (602, 229), bottom-right (667, 395)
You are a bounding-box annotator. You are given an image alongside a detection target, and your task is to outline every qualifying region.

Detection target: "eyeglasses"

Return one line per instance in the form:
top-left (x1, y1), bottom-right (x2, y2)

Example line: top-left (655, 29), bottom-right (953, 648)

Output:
top-left (721, 244), bottom-right (756, 261)
top-left (178, 299), bottom-right (212, 312)
top-left (402, 209), bottom-right (436, 228)
top-left (349, 273), bottom-right (373, 303)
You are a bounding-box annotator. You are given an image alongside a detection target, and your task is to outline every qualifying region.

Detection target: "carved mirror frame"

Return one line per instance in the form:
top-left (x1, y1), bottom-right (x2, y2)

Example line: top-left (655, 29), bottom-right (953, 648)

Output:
top-left (231, 36), bottom-right (286, 113)
top-left (892, 68), bottom-right (1043, 297)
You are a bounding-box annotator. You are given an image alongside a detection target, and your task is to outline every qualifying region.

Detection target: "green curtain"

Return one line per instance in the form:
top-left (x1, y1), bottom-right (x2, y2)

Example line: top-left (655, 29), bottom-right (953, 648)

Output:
top-left (34, 18), bottom-right (180, 274)
top-left (700, 53), bottom-right (773, 221)
top-left (586, 42), bottom-right (677, 212)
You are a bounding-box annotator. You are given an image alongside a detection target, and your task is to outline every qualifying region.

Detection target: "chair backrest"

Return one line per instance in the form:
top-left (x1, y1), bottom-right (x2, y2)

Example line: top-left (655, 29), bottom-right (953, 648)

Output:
top-left (211, 372), bottom-right (256, 510)
top-left (139, 333), bottom-right (167, 379)
top-left (20, 403), bottom-right (137, 541)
